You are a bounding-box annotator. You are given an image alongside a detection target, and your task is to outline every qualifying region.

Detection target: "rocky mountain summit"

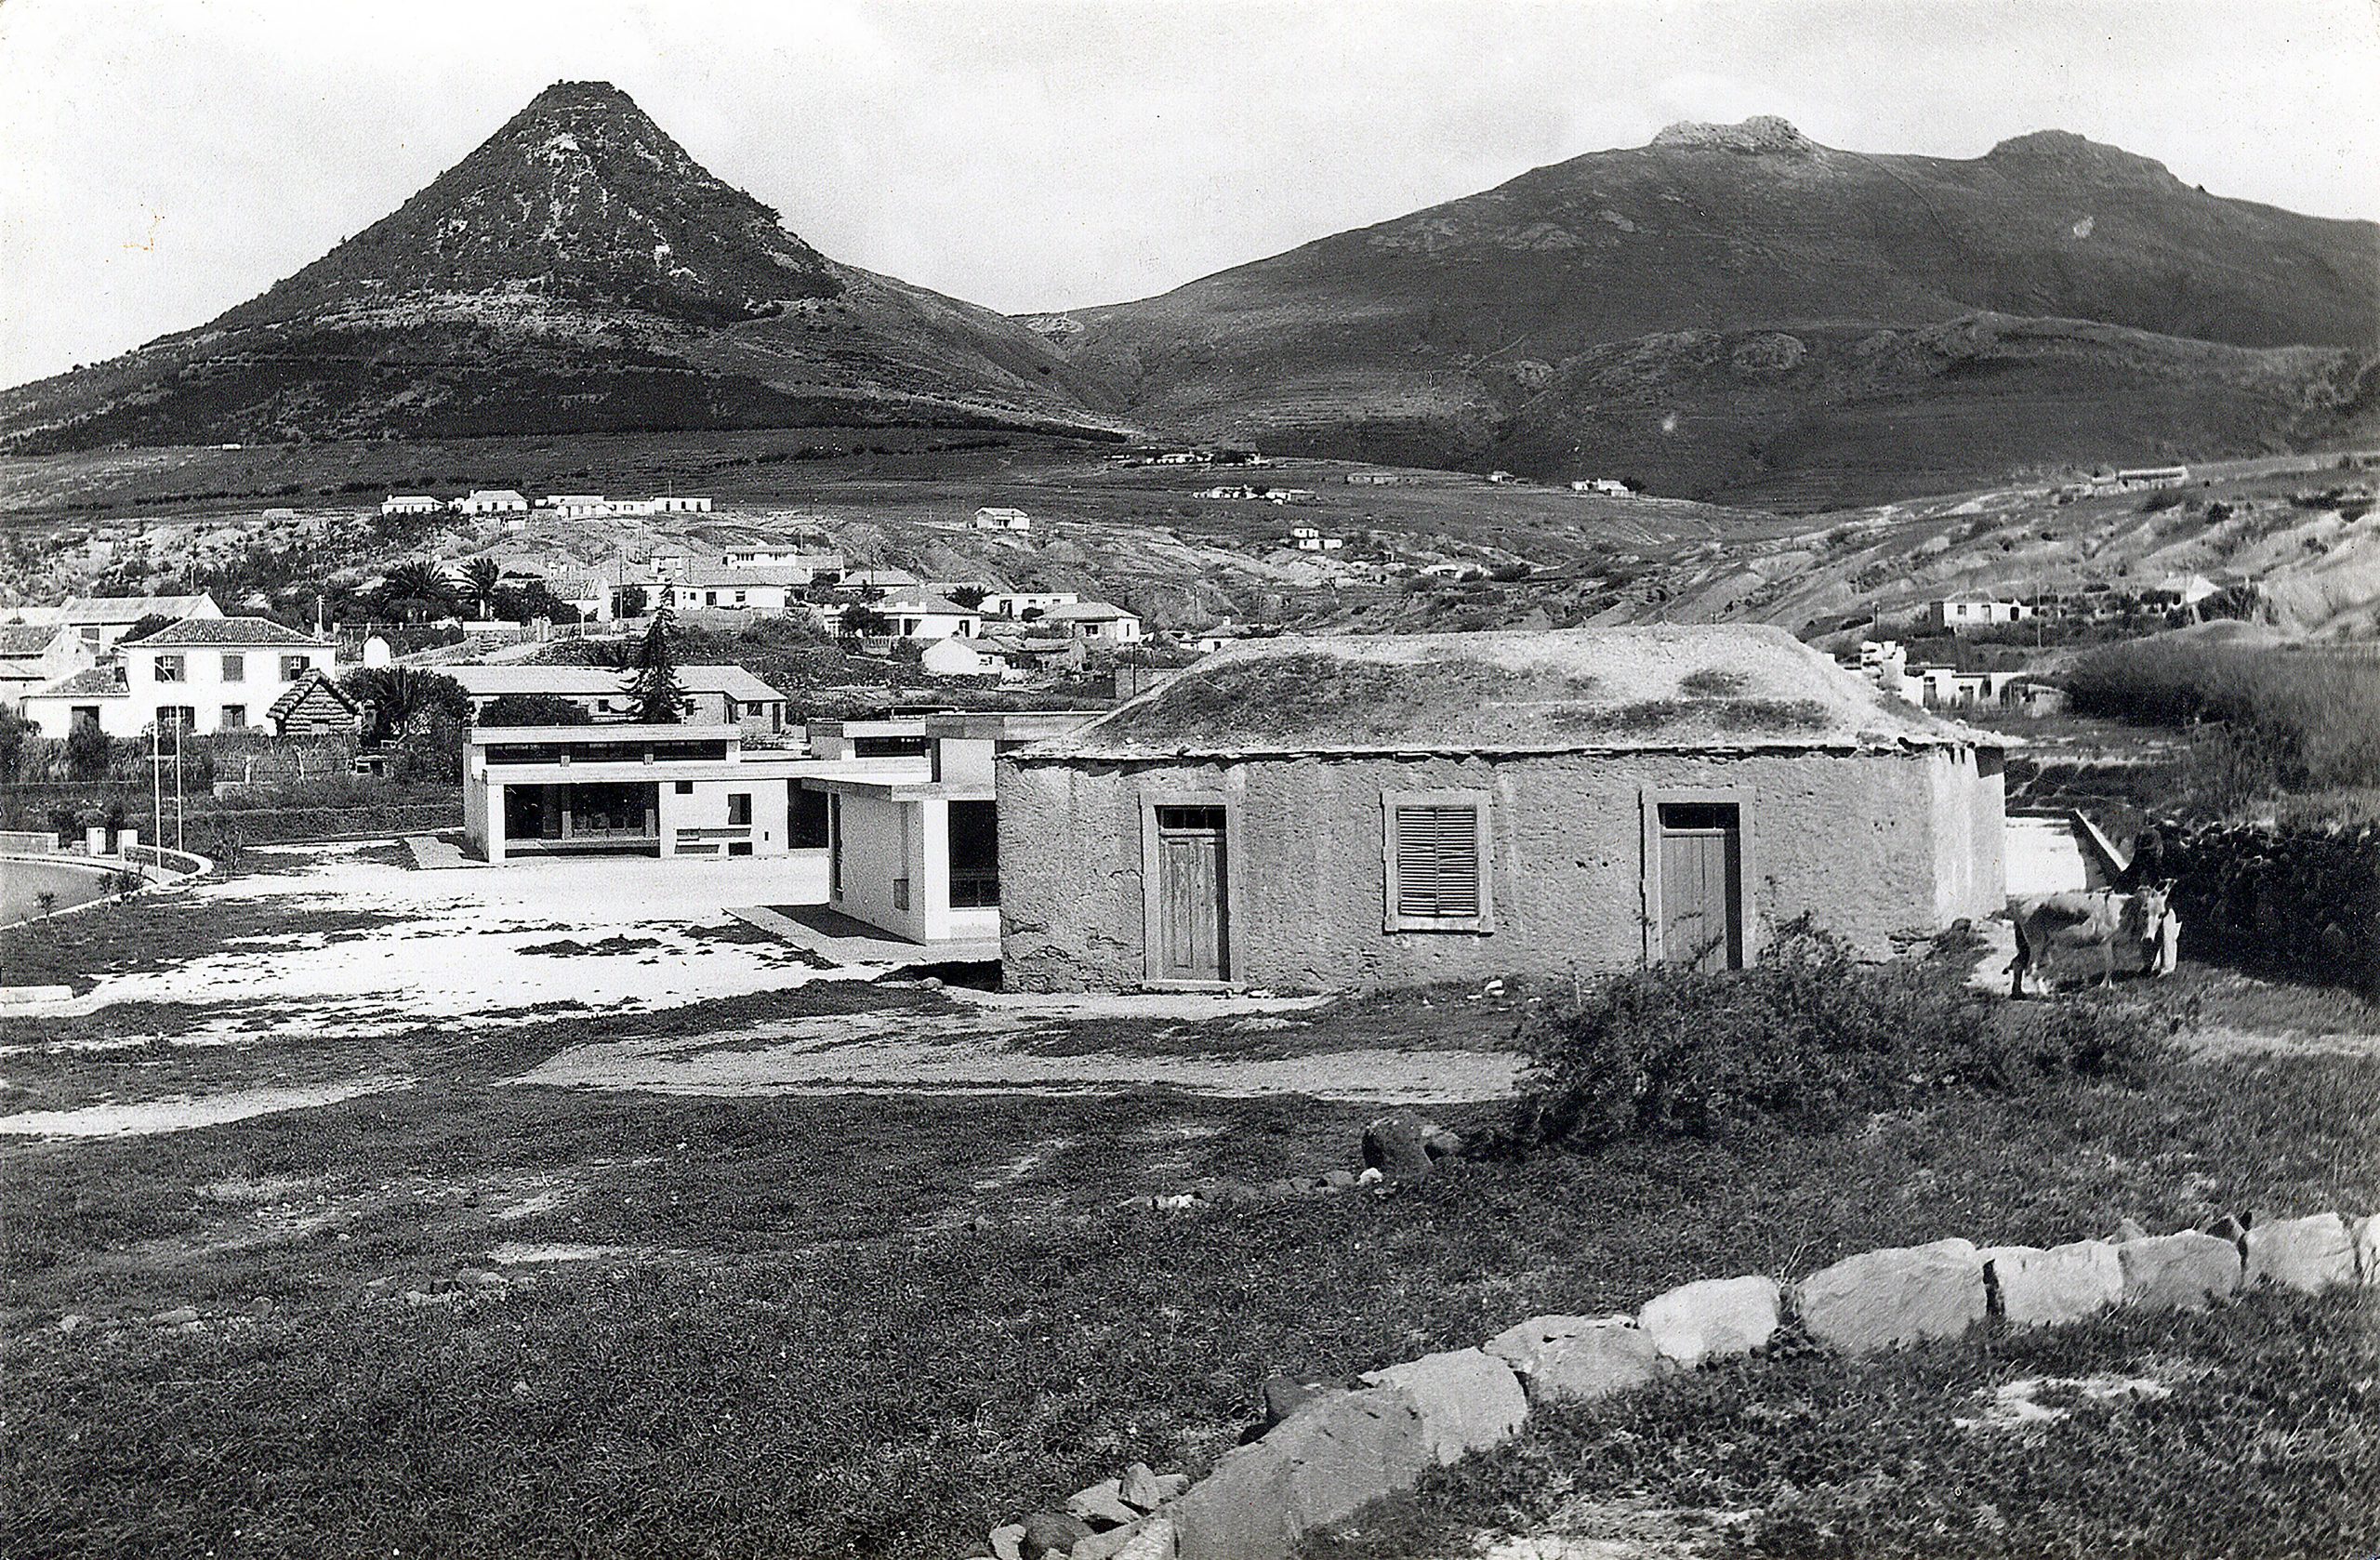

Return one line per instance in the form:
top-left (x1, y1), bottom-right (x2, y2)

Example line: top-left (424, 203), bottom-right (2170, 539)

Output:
top-left (1, 83), bottom-right (1117, 452)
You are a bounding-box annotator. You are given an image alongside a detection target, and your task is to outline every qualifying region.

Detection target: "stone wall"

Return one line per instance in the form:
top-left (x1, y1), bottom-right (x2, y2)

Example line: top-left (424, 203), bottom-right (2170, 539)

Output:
top-left (976, 1206), bottom-right (2378, 1560)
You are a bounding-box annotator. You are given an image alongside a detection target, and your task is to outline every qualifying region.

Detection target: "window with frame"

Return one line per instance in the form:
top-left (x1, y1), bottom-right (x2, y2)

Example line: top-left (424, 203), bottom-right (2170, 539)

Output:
top-left (726, 793), bottom-right (751, 826)
top-left (220, 704), bottom-right (246, 728)
top-left (280, 654), bottom-right (308, 681)
top-left (154, 654), bottom-right (185, 682)
top-left (1382, 789), bottom-right (1492, 932)
top-left (220, 653), bottom-right (245, 681)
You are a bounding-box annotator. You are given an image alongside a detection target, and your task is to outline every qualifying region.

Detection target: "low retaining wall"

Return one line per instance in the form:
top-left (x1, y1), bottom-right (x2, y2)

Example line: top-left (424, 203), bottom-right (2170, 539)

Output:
top-left (985, 1207), bottom-right (2380, 1560)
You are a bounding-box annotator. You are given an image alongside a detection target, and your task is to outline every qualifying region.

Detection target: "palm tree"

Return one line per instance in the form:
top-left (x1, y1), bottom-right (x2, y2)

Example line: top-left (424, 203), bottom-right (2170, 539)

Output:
top-left (378, 560), bottom-right (455, 625)
top-left (462, 559), bottom-right (502, 620)
top-left (628, 604), bottom-right (686, 723)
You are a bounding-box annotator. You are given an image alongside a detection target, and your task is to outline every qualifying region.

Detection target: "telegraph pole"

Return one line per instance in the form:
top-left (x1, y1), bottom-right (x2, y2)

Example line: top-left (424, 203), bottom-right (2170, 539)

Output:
top-left (150, 722), bottom-right (163, 858)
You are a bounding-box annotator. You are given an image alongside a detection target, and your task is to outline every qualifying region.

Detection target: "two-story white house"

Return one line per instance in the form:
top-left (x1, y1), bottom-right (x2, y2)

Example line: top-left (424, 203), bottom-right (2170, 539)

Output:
top-left (21, 616), bottom-right (338, 738)
top-left (872, 588), bottom-right (985, 641)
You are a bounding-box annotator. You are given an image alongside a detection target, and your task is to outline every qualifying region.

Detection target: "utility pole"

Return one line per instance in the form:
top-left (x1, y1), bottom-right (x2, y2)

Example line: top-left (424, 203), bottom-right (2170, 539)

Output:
top-left (150, 721), bottom-right (162, 858)
top-left (174, 715), bottom-right (186, 853)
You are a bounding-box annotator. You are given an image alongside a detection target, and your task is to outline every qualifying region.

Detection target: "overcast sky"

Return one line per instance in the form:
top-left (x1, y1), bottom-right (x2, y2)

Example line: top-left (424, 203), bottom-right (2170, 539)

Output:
top-left (2, 0), bottom-right (2373, 389)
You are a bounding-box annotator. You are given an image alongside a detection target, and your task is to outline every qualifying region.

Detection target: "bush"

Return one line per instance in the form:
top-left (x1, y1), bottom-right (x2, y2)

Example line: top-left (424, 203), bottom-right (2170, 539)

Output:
top-left (2066, 639), bottom-right (2380, 797)
top-left (2161, 820), bottom-right (2380, 995)
top-left (1510, 921), bottom-right (2163, 1152)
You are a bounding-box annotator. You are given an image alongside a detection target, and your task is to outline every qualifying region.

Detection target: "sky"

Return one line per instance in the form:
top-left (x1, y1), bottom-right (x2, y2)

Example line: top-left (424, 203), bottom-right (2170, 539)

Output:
top-left (2, 0), bottom-right (2373, 389)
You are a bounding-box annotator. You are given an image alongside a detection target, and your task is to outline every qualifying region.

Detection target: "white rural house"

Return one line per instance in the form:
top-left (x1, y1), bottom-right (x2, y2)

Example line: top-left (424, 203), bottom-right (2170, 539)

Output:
top-left (646, 566), bottom-right (817, 615)
top-left (1926, 595), bottom-right (2033, 630)
top-left (919, 637), bottom-right (1012, 680)
top-left (0, 622), bottom-right (96, 711)
top-left (973, 507), bottom-right (1032, 533)
top-left (22, 616), bottom-right (337, 738)
top-left (441, 663), bottom-right (791, 733)
top-left (19, 592), bottom-right (224, 652)
top-left (381, 495), bottom-right (444, 516)
top-left (872, 588), bottom-right (984, 641)
top-left (1038, 602), bottom-right (1144, 644)
top-left (980, 590), bottom-right (1079, 619)
top-left (1571, 478), bottom-right (1634, 497)
top-left (454, 490), bottom-right (530, 516)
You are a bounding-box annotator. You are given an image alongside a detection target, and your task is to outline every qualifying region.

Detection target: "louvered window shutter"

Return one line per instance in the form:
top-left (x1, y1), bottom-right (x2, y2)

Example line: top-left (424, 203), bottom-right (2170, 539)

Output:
top-left (1395, 804), bottom-right (1480, 918)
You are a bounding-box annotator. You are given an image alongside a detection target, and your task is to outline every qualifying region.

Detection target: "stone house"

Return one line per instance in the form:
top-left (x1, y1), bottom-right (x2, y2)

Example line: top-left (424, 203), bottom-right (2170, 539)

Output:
top-left (995, 626), bottom-right (2008, 992)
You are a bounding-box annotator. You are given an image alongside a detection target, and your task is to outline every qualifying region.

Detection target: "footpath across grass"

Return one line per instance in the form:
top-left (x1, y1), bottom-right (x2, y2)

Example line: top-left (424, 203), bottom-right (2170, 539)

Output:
top-left (6, 1042), bottom-right (2377, 1558)
top-left (1310, 1288), bottom-right (2380, 1559)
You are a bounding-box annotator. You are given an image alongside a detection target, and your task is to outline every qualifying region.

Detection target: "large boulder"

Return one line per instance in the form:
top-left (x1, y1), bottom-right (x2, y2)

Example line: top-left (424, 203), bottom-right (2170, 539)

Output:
top-left (1482, 1315), bottom-right (1665, 1406)
top-left (1169, 1386), bottom-right (1431, 1560)
top-left (1359, 1347), bottom-right (1527, 1464)
top-left (1983, 1240), bottom-right (2122, 1327)
top-left (1795, 1239), bottom-right (1986, 1354)
top-left (2243, 1212), bottom-right (2357, 1293)
top-left (1071, 1518), bottom-right (1178, 1560)
top-left (2117, 1231), bottom-right (2241, 1310)
top-left (1636, 1276), bottom-right (1781, 1367)
top-left (1359, 1111), bottom-right (1442, 1182)
top-left (1021, 1509), bottom-right (1094, 1559)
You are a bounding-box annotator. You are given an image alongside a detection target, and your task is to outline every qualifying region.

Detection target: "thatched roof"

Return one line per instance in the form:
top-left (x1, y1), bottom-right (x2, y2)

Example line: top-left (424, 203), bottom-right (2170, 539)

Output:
top-left (1016, 625), bottom-right (2004, 762)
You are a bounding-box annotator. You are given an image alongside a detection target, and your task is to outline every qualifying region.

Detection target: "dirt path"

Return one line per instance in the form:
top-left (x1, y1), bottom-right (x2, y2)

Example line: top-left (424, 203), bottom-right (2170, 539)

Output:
top-left (0, 1076), bottom-right (414, 1139)
top-left (510, 1003), bottom-right (1521, 1104)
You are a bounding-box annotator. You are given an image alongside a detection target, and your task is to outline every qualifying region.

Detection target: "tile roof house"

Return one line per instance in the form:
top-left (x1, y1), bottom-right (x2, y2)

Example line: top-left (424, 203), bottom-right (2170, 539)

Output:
top-left (39, 592), bottom-right (223, 650)
top-left (22, 615), bottom-right (337, 739)
top-left (0, 622), bottom-right (95, 711)
top-left (1037, 602), bottom-right (1144, 644)
top-left (442, 662), bottom-right (790, 733)
top-left (995, 625), bottom-right (2010, 992)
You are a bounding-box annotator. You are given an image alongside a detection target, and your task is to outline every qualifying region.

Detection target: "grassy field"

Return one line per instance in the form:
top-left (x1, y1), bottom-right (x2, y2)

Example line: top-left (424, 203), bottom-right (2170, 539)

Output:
top-left (1311, 1287), bottom-right (2379, 1559)
top-left (7, 1037), bottom-right (2375, 1557)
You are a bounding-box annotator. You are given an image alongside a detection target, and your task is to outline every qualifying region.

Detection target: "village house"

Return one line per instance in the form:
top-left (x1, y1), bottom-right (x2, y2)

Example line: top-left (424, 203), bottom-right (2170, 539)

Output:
top-left (721, 542), bottom-right (842, 573)
top-left (1926, 594), bottom-right (2033, 631)
top-left (441, 663), bottom-right (791, 733)
top-left (870, 588), bottom-right (984, 641)
top-left (919, 637), bottom-right (1012, 680)
top-left (973, 507), bottom-right (1033, 533)
top-left (1038, 602), bottom-right (1144, 644)
top-left (454, 489), bottom-right (531, 516)
top-left (645, 565), bottom-right (819, 615)
top-left (648, 496), bottom-right (714, 513)
top-left (802, 712), bottom-right (1094, 946)
top-left (1289, 526), bottom-right (1344, 552)
top-left (381, 495), bottom-right (444, 516)
top-left (979, 590), bottom-right (1079, 619)
top-left (22, 615), bottom-right (337, 738)
top-left (1571, 478), bottom-right (1634, 496)
top-left (994, 626), bottom-right (2007, 992)
top-left (0, 622), bottom-right (96, 711)
top-left (1346, 470), bottom-right (1419, 485)
top-left (7, 591), bottom-right (224, 651)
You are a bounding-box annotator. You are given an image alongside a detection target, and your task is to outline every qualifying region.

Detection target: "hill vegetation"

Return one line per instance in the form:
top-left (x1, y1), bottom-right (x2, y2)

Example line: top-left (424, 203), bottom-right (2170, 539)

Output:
top-left (1048, 119), bottom-right (2380, 507)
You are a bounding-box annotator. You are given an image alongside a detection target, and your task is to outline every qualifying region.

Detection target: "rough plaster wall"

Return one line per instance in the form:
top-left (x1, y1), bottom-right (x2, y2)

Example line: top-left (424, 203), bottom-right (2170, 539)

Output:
top-left (999, 749), bottom-right (1990, 993)
top-left (1925, 748), bottom-right (2009, 923)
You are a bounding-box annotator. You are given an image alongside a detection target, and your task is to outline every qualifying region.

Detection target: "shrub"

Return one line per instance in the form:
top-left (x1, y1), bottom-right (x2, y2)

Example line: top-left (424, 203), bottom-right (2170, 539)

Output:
top-left (1510, 921), bottom-right (2163, 1152)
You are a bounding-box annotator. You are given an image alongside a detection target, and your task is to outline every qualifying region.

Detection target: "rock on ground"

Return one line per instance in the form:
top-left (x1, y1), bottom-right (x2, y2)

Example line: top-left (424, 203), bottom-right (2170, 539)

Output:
top-left (2117, 1231), bottom-right (2241, 1310)
top-left (1170, 1385), bottom-right (1432, 1560)
top-left (1360, 1110), bottom-right (1440, 1182)
top-left (1796, 1238), bottom-right (1986, 1354)
top-left (1360, 1347), bottom-right (1527, 1464)
top-left (1984, 1240), bottom-right (2122, 1327)
top-left (1020, 1508), bottom-right (1093, 1559)
top-left (1483, 1315), bottom-right (1665, 1406)
top-left (2243, 1212), bottom-right (2357, 1293)
top-left (1636, 1275), bottom-right (1781, 1366)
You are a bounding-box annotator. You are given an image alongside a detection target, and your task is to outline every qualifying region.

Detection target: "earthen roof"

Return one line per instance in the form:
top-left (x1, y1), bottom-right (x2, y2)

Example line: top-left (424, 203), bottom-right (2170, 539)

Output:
top-left (1015, 625), bottom-right (2006, 762)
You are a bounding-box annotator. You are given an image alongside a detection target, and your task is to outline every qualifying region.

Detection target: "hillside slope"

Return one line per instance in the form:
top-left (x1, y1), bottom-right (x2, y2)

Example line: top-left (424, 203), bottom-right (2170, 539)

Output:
top-left (0, 82), bottom-right (1121, 453)
top-left (1048, 118), bottom-right (2378, 507)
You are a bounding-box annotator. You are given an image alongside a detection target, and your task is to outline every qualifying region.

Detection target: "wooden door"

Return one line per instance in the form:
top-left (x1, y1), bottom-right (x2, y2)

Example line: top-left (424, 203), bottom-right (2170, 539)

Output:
top-left (1155, 806), bottom-right (1228, 981)
top-left (1659, 803), bottom-right (1743, 972)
